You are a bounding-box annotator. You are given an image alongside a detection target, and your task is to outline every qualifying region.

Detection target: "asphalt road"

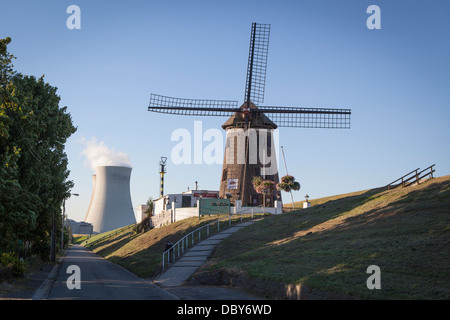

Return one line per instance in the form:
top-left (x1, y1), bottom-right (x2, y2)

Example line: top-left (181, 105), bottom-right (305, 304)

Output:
top-left (47, 244), bottom-right (177, 300)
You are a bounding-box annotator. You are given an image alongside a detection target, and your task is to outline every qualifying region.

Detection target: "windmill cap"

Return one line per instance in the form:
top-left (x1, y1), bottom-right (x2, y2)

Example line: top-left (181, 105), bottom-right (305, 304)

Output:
top-left (222, 101), bottom-right (278, 129)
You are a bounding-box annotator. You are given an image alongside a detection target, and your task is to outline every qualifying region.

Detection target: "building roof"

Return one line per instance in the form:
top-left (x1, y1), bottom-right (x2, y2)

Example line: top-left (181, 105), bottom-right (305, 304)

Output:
top-left (222, 101), bottom-right (278, 130)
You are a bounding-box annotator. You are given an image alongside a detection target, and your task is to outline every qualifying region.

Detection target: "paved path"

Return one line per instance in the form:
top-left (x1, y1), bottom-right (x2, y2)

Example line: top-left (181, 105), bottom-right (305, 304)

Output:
top-left (45, 245), bottom-right (177, 300)
top-left (154, 221), bottom-right (255, 288)
top-left (31, 220), bottom-right (259, 300)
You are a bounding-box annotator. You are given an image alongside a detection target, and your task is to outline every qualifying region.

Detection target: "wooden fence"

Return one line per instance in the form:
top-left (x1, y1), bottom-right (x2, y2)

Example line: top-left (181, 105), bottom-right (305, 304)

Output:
top-left (386, 164), bottom-right (435, 189)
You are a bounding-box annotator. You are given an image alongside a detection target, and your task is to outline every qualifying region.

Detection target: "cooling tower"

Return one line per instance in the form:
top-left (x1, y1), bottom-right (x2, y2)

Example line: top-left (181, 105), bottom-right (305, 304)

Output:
top-left (85, 165), bottom-right (136, 233)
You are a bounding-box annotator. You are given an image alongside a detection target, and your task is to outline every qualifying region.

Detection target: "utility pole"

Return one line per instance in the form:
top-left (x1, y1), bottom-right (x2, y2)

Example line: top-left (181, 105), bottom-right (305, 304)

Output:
top-left (50, 211), bottom-right (56, 262)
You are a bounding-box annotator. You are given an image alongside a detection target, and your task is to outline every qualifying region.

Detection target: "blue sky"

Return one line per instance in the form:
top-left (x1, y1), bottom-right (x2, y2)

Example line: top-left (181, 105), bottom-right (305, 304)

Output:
top-left (2, 0), bottom-right (449, 222)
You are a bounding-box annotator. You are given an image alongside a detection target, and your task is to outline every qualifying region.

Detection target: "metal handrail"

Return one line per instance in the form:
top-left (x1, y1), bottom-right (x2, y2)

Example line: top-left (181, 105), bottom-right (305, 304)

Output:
top-left (83, 223), bottom-right (135, 248)
top-left (161, 211), bottom-right (263, 272)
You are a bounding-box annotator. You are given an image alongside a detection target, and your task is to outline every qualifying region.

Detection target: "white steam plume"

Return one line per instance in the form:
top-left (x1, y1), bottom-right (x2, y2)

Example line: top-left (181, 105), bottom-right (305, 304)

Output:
top-left (81, 137), bottom-right (132, 171)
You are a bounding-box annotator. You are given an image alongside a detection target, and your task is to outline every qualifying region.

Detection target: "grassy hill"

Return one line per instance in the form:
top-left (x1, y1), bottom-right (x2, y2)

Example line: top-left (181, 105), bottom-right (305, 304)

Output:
top-left (79, 214), bottom-right (261, 279)
top-left (79, 215), bottom-right (220, 278)
top-left (189, 175), bottom-right (450, 299)
top-left (80, 175), bottom-right (450, 299)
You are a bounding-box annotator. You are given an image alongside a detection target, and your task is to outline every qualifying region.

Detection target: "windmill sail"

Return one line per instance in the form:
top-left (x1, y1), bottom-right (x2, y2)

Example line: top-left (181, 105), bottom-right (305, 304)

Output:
top-left (256, 106), bottom-right (351, 129)
top-left (146, 22), bottom-right (352, 208)
top-left (148, 93), bottom-right (238, 116)
top-left (148, 94), bottom-right (351, 128)
top-left (244, 23), bottom-right (271, 106)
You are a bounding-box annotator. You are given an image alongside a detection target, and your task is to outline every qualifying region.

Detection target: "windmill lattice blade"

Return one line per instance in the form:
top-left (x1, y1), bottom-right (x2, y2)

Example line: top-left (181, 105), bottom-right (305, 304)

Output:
top-left (148, 94), bottom-right (239, 116)
top-left (244, 23), bottom-right (271, 105)
top-left (255, 106), bottom-right (351, 128)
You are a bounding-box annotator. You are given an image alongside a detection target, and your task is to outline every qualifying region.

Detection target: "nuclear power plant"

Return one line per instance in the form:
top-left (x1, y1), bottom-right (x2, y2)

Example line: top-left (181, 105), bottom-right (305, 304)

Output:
top-left (84, 165), bottom-right (136, 234)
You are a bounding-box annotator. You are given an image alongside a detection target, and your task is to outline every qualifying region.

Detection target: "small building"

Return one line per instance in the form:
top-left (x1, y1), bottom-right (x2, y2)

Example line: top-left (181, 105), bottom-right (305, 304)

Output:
top-left (153, 189), bottom-right (219, 215)
top-left (68, 219), bottom-right (93, 235)
top-left (136, 204), bottom-right (149, 223)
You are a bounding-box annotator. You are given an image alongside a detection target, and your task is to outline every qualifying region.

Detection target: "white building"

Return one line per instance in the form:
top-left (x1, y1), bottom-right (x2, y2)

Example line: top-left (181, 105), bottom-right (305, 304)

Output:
top-left (153, 190), bottom-right (219, 216)
top-left (146, 188), bottom-right (282, 229)
top-left (68, 219), bottom-right (93, 235)
top-left (136, 204), bottom-right (149, 223)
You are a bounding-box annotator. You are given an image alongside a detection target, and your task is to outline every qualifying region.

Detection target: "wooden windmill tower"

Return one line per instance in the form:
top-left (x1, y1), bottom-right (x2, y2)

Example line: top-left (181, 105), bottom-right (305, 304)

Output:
top-left (148, 23), bottom-right (351, 207)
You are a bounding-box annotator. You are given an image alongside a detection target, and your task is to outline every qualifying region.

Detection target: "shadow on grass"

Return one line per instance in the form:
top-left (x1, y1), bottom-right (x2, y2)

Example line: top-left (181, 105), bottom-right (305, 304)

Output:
top-left (86, 216), bottom-right (241, 279)
top-left (204, 178), bottom-right (450, 299)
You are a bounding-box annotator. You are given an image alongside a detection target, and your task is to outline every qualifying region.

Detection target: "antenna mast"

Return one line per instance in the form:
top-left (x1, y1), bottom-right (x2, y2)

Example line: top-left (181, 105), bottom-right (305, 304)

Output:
top-left (159, 157), bottom-right (167, 198)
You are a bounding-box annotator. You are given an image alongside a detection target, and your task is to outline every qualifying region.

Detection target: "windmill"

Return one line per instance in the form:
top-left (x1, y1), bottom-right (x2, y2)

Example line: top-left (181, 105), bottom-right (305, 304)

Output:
top-left (148, 23), bottom-right (351, 207)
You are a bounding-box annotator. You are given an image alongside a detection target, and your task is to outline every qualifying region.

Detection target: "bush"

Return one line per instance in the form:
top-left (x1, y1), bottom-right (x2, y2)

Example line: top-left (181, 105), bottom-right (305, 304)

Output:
top-left (0, 252), bottom-right (26, 277)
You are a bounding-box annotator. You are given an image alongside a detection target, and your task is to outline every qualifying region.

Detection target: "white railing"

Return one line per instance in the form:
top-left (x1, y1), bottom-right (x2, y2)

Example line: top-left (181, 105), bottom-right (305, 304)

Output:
top-left (161, 210), bottom-right (264, 272)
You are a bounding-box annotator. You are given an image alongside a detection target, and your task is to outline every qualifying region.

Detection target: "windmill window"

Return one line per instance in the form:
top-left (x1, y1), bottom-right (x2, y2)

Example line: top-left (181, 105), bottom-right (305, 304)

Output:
top-left (222, 169), bottom-right (227, 181)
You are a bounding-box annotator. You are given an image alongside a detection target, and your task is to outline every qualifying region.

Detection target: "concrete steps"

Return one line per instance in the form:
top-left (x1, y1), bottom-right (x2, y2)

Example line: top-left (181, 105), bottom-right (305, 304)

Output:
top-left (154, 220), bottom-right (257, 287)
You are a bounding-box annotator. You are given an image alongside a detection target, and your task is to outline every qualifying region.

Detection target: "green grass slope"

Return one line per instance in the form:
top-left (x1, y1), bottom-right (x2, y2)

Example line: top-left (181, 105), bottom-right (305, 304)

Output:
top-left (82, 216), bottom-right (220, 278)
top-left (80, 214), bottom-right (262, 279)
top-left (192, 175), bottom-right (450, 299)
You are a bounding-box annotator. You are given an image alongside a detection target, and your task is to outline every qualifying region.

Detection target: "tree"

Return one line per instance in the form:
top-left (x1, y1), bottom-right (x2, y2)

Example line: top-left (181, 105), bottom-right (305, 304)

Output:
top-left (0, 37), bottom-right (33, 253)
top-left (252, 176), bottom-right (277, 212)
top-left (145, 197), bottom-right (154, 216)
top-left (276, 175), bottom-right (301, 209)
top-left (0, 37), bottom-right (77, 259)
top-left (134, 197), bottom-right (154, 234)
top-left (276, 175), bottom-right (300, 192)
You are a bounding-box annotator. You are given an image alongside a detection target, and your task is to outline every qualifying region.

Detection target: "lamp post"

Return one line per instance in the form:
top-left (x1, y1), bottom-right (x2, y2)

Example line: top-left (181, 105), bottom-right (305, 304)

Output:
top-left (61, 193), bottom-right (79, 252)
top-left (303, 194), bottom-right (311, 209)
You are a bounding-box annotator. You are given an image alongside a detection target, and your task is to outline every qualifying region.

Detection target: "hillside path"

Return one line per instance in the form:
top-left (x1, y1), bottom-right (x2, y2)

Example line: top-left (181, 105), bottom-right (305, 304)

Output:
top-left (153, 220), bottom-right (262, 299)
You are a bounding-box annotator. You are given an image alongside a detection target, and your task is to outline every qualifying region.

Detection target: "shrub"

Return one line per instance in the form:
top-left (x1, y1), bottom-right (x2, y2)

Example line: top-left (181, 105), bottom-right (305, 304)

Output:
top-left (0, 252), bottom-right (26, 277)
